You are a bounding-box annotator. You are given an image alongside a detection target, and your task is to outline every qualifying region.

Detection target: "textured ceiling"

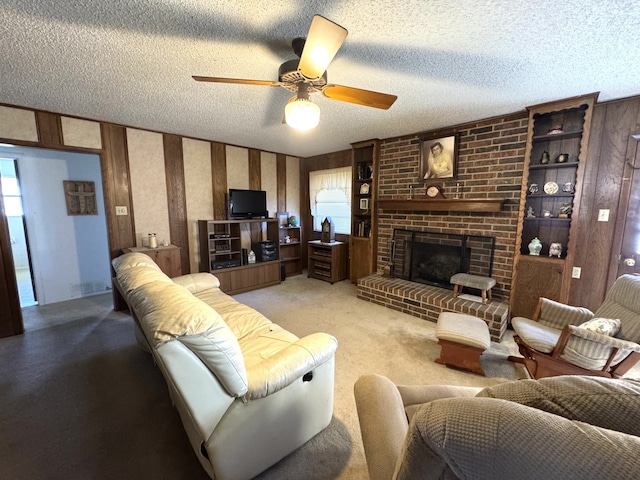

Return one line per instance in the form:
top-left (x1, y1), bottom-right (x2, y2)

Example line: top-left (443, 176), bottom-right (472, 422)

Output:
top-left (1, 1), bottom-right (639, 157)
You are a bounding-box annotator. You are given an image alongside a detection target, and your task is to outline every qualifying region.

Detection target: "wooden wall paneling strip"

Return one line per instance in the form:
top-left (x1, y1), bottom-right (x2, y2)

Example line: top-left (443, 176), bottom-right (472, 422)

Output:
top-left (211, 142), bottom-right (227, 220)
top-left (249, 148), bottom-right (261, 190)
top-left (163, 134), bottom-right (190, 274)
top-left (606, 101), bottom-right (640, 289)
top-left (590, 100), bottom-right (640, 303)
top-left (569, 104), bottom-right (605, 308)
top-left (101, 124), bottom-right (136, 310)
top-left (35, 111), bottom-right (63, 145)
top-left (569, 100), bottom-right (639, 310)
top-left (0, 192), bottom-right (23, 337)
top-left (101, 124), bottom-right (136, 256)
top-left (277, 153), bottom-right (286, 212)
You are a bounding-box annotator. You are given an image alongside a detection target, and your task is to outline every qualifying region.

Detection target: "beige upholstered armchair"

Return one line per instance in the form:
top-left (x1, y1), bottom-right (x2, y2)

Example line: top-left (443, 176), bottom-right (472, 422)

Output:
top-left (354, 374), bottom-right (640, 480)
top-left (509, 274), bottom-right (640, 379)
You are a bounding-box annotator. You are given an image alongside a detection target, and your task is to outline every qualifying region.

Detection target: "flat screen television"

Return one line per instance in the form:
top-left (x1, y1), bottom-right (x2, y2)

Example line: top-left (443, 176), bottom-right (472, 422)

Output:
top-left (228, 189), bottom-right (268, 219)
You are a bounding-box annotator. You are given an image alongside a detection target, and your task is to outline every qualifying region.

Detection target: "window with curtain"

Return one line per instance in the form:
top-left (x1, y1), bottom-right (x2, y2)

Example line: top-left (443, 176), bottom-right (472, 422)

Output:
top-left (309, 166), bottom-right (352, 234)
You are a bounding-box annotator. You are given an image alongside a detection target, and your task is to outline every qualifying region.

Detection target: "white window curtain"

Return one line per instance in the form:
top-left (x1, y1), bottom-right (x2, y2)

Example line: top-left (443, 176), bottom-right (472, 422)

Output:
top-left (309, 166), bottom-right (352, 216)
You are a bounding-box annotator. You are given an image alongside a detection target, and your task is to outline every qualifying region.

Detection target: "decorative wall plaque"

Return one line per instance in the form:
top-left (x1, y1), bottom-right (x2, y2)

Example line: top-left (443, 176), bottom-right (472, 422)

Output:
top-left (63, 180), bottom-right (97, 215)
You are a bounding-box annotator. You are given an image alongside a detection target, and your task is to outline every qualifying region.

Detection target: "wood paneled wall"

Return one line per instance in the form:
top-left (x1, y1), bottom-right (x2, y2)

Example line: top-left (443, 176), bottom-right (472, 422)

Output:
top-left (569, 96), bottom-right (640, 311)
top-left (2, 94), bottom-right (640, 336)
top-left (0, 104), bottom-right (295, 337)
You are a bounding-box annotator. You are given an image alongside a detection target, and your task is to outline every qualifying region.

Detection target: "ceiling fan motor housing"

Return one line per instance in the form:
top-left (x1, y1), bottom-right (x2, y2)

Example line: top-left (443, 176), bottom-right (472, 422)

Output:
top-left (278, 59), bottom-right (327, 93)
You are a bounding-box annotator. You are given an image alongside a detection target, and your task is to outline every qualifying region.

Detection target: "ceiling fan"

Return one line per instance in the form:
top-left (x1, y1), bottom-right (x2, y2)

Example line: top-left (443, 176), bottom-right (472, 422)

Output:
top-left (193, 15), bottom-right (397, 130)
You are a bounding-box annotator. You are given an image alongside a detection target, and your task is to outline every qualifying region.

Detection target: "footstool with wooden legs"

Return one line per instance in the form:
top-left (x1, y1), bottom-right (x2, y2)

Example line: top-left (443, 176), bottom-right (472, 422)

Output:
top-left (450, 273), bottom-right (496, 304)
top-left (435, 312), bottom-right (491, 376)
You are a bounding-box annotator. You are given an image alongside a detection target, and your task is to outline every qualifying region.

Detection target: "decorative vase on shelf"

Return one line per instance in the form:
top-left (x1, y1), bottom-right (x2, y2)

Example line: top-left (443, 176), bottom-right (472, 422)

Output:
top-left (528, 237), bottom-right (542, 256)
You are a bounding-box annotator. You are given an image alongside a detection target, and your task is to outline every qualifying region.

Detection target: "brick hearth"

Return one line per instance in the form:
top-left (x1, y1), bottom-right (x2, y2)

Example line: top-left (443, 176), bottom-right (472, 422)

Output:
top-left (357, 273), bottom-right (509, 342)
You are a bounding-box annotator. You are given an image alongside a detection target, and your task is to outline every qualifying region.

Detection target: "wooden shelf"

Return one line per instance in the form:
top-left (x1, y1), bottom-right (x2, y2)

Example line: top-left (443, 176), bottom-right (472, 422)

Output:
top-left (378, 198), bottom-right (505, 213)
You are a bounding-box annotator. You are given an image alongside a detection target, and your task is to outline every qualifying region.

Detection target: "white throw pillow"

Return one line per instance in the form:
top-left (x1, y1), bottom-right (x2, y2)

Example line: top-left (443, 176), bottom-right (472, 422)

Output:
top-left (579, 318), bottom-right (621, 336)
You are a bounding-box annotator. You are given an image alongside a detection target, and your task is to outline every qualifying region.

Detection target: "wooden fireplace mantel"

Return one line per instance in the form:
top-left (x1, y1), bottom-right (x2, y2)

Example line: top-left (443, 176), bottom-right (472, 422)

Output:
top-left (377, 198), bottom-right (505, 213)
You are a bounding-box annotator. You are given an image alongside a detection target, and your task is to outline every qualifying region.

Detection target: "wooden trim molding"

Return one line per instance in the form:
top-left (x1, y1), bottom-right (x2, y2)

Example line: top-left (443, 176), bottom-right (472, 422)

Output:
top-left (163, 134), bottom-right (190, 274)
top-left (0, 194), bottom-right (23, 337)
top-left (249, 148), bottom-right (261, 190)
top-left (211, 142), bottom-right (227, 220)
top-left (36, 111), bottom-right (63, 145)
top-left (377, 198), bottom-right (505, 213)
top-left (277, 153), bottom-right (286, 212)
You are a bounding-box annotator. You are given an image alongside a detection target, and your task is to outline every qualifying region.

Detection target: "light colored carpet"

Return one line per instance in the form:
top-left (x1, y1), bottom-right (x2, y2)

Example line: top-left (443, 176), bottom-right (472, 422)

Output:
top-left (237, 274), bottom-right (526, 479)
top-left (4, 272), bottom-right (541, 479)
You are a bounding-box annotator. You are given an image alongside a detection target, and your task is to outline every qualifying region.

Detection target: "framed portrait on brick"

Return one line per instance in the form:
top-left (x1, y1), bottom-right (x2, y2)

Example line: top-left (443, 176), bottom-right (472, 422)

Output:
top-left (420, 134), bottom-right (458, 182)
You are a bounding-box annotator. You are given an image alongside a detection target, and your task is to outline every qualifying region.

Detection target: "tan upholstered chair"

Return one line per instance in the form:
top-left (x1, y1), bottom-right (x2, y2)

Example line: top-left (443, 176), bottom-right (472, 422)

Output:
top-left (509, 274), bottom-right (640, 379)
top-left (354, 374), bottom-right (640, 480)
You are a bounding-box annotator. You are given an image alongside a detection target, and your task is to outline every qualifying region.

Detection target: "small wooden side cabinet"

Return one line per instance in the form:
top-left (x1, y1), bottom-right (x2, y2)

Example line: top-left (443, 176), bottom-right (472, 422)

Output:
top-left (308, 240), bottom-right (347, 284)
top-left (123, 244), bottom-right (182, 278)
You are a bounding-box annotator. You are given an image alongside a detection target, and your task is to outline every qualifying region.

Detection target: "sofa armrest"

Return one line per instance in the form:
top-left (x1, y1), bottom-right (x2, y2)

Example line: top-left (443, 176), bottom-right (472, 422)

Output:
top-left (244, 333), bottom-right (338, 400)
top-left (395, 397), bottom-right (640, 480)
top-left (536, 298), bottom-right (594, 330)
top-left (172, 272), bottom-right (220, 293)
top-left (354, 374), bottom-right (410, 480)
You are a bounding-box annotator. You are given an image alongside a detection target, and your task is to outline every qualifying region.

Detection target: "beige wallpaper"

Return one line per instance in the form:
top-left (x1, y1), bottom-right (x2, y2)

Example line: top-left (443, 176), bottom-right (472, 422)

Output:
top-left (126, 128), bottom-right (170, 247)
top-left (260, 151), bottom-right (278, 217)
top-left (183, 138), bottom-right (213, 273)
top-left (286, 155), bottom-right (300, 219)
top-left (225, 145), bottom-right (249, 190)
top-left (0, 106), bottom-right (37, 142)
top-left (61, 116), bottom-right (102, 149)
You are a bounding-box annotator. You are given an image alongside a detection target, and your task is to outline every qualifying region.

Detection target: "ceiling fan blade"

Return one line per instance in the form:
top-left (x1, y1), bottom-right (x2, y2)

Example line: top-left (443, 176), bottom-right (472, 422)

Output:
top-left (322, 84), bottom-right (397, 110)
top-left (192, 76), bottom-right (281, 87)
top-left (298, 15), bottom-right (348, 79)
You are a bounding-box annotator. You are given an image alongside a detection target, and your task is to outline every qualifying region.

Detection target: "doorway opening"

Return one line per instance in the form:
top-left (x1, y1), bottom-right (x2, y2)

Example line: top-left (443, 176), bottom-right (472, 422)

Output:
top-left (0, 144), bottom-right (113, 330)
top-left (0, 158), bottom-right (36, 307)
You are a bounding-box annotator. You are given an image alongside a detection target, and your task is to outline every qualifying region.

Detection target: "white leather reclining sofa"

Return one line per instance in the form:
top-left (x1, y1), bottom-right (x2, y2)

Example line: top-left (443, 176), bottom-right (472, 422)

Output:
top-left (112, 252), bottom-right (338, 480)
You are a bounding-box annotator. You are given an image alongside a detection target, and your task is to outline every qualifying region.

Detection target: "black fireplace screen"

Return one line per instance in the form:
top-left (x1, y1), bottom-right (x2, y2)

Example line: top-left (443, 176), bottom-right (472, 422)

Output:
top-left (390, 229), bottom-right (496, 289)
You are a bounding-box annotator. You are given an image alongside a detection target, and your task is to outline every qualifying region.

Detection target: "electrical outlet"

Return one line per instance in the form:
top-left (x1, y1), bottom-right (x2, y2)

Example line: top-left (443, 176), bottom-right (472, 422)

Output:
top-left (572, 267), bottom-right (582, 279)
top-left (115, 206), bottom-right (128, 216)
top-left (598, 209), bottom-right (610, 222)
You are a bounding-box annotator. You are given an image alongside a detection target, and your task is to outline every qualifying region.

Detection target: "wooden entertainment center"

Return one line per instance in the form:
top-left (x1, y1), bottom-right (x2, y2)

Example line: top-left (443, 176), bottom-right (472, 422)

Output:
top-left (198, 218), bottom-right (281, 295)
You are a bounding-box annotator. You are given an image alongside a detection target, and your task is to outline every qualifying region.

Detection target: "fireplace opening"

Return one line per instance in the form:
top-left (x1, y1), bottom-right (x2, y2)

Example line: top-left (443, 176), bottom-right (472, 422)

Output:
top-left (411, 242), bottom-right (471, 287)
top-left (390, 229), bottom-right (496, 290)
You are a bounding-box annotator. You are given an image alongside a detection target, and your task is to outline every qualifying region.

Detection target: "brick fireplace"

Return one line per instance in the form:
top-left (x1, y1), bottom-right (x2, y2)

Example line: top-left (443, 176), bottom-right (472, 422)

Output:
top-left (356, 112), bottom-right (529, 341)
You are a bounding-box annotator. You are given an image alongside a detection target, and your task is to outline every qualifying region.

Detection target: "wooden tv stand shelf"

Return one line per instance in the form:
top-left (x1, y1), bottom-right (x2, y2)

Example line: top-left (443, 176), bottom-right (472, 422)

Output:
top-left (198, 218), bottom-right (281, 295)
top-left (308, 240), bottom-right (347, 284)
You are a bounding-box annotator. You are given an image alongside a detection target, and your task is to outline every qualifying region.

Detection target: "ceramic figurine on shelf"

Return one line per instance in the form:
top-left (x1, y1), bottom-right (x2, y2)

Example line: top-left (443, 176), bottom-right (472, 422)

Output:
top-left (529, 183), bottom-right (539, 194)
top-left (549, 242), bottom-right (563, 258)
top-left (528, 237), bottom-right (542, 256)
top-left (540, 151), bottom-right (550, 164)
top-left (559, 203), bottom-right (573, 218)
top-left (526, 206), bottom-right (535, 218)
top-left (555, 153), bottom-right (569, 163)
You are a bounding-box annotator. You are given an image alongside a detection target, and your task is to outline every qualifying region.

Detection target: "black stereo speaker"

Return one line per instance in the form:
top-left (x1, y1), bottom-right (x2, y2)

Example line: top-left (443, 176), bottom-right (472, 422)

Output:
top-left (251, 241), bottom-right (278, 261)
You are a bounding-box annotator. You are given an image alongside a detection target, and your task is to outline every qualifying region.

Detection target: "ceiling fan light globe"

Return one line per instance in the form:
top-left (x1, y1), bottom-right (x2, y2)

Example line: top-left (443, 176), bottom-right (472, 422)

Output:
top-left (285, 98), bottom-right (320, 130)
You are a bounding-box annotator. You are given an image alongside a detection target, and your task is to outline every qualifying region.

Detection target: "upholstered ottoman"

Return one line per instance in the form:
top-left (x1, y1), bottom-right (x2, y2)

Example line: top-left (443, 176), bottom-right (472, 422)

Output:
top-left (435, 312), bottom-right (491, 376)
top-left (450, 273), bottom-right (496, 304)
